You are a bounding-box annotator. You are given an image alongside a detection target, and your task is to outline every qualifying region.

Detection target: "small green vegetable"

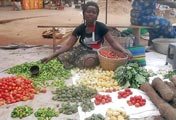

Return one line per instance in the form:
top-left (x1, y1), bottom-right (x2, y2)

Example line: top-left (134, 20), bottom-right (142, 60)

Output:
top-left (34, 107), bottom-right (59, 120)
top-left (11, 105), bottom-right (33, 119)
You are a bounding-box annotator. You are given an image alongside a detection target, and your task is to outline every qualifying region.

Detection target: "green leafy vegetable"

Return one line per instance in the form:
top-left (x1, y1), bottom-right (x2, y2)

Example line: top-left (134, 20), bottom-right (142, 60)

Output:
top-left (113, 63), bottom-right (150, 88)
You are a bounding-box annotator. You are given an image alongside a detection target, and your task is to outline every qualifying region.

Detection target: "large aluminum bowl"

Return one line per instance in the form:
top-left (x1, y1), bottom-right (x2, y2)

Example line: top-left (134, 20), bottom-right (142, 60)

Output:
top-left (152, 38), bottom-right (176, 55)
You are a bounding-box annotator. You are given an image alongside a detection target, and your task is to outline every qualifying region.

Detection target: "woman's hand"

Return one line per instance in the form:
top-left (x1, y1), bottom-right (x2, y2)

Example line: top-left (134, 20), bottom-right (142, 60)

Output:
top-left (40, 56), bottom-right (52, 63)
top-left (123, 50), bottom-right (133, 60)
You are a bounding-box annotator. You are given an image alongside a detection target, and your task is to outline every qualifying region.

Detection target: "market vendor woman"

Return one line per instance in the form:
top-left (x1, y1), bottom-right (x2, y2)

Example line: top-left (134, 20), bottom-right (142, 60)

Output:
top-left (130, 0), bottom-right (176, 46)
top-left (41, 1), bottom-right (132, 69)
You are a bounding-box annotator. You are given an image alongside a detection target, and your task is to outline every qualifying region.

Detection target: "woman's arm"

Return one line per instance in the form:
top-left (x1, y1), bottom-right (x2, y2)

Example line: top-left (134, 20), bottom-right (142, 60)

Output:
top-left (104, 31), bottom-right (133, 59)
top-left (41, 35), bottom-right (78, 63)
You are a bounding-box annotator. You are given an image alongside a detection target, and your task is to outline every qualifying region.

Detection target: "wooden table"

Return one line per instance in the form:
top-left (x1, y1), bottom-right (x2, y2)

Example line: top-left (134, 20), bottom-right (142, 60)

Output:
top-left (38, 24), bottom-right (150, 52)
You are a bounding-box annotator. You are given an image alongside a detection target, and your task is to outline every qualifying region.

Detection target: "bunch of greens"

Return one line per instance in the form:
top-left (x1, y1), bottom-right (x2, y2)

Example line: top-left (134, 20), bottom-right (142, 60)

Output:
top-left (113, 63), bottom-right (150, 88)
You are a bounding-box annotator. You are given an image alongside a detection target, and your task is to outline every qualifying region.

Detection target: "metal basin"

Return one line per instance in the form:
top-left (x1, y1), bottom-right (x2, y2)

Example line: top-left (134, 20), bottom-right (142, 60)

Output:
top-left (152, 38), bottom-right (176, 55)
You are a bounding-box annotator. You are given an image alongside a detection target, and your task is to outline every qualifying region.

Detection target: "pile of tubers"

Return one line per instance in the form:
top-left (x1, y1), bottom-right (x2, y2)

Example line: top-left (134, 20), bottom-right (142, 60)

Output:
top-left (140, 75), bottom-right (176, 120)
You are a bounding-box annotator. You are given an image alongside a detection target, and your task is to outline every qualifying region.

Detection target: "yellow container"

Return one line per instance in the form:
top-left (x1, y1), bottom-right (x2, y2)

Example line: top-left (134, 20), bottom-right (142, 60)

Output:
top-left (29, 0), bottom-right (35, 9)
top-left (38, 0), bottom-right (43, 9)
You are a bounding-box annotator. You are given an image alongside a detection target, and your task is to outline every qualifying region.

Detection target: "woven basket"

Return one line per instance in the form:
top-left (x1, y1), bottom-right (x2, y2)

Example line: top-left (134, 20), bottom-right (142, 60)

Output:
top-left (97, 47), bottom-right (128, 71)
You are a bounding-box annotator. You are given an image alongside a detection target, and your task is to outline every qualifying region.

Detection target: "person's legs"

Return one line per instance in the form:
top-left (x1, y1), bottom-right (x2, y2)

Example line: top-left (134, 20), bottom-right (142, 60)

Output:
top-left (13, 1), bottom-right (22, 11)
top-left (75, 53), bottom-right (99, 69)
top-left (138, 16), bottom-right (176, 46)
top-left (84, 55), bottom-right (98, 68)
top-left (16, 2), bottom-right (22, 10)
top-left (13, 1), bottom-right (17, 10)
top-left (57, 47), bottom-right (76, 69)
top-left (58, 45), bottom-right (99, 69)
top-left (74, 46), bottom-right (99, 69)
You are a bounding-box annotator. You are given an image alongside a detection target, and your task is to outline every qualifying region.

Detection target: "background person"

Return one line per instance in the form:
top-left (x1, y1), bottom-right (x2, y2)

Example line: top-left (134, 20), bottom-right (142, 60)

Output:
top-left (130, 0), bottom-right (176, 46)
top-left (13, 0), bottom-right (22, 11)
top-left (41, 1), bottom-right (132, 69)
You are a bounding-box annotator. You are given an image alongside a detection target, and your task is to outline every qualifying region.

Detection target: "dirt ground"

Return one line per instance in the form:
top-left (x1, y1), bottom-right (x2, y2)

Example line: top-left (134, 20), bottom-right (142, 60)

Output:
top-left (0, 1), bottom-right (176, 46)
top-left (0, 1), bottom-right (133, 46)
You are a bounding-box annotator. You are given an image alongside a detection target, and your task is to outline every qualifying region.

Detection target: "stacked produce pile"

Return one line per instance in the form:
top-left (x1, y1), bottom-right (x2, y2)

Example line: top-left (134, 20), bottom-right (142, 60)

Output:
top-left (140, 75), bottom-right (176, 120)
top-left (74, 67), bottom-right (120, 92)
top-left (0, 55), bottom-right (161, 120)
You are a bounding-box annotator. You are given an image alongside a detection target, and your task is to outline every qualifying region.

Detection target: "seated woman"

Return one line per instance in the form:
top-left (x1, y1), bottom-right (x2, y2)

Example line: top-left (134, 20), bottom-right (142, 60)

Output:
top-left (41, 1), bottom-right (132, 69)
top-left (130, 0), bottom-right (176, 46)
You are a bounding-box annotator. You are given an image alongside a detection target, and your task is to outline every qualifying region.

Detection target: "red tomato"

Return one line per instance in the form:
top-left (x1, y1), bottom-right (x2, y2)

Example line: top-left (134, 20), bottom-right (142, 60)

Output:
top-left (135, 103), bottom-right (140, 107)
top-left (95, 94), bottom-right (102, 101)
top-left (141, 98), bottom-right (146, 103)
top-left (118, 95), bottom-right (122, 99)
top-left (94, 100), bottom-right (100, 105)
top-left (127, 100), bottom-right (133, 106)
top-left (29, 94), bottom-right (34, 100)
top-left (122, 93), bottom-right (128, 98)
top-left (139, 101), bottom-right (145, 106)
top-left (131, 100), bottom-right (136, 105)
top-left (40, 88), bottom-right (47, 93)
top-left (101, 99), bottom-right (106, 104)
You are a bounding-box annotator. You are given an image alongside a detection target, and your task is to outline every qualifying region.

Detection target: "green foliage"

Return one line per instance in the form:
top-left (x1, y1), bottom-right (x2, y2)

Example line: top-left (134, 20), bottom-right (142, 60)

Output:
top-left (164, 69), bottom-right (176, 79)
top-left (113, 63), bottom-right (150, 89)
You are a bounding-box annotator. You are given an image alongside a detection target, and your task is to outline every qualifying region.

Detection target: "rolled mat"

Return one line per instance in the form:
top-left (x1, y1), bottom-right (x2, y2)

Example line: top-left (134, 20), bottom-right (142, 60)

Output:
top-left (128, 46), bottom-right (146, 56)
top-left (128, 46), bottom-right (146, 66)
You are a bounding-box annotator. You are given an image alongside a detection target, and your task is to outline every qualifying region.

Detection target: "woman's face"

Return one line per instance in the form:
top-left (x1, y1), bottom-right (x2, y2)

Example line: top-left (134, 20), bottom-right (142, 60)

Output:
top-left (84, 6), bottom-right (98, 23)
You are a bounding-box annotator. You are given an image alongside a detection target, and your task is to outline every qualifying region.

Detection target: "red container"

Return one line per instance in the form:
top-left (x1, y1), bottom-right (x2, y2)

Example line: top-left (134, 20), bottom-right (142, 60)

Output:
top-left (34, 0), bottom-right (39, 9)
top-left (22, 0), bottom-right (30, 10)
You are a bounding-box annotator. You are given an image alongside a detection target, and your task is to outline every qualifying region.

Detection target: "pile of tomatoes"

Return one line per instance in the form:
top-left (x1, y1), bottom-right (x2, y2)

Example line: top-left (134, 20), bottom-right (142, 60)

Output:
top-left (0, 76), bottom-right (36, 105)
top-left (94, 94), bottom-right (112, 105)
top-left (117, 88), bottom-right (133, 99)
top-left (127, 95), bottom-right (146, 107)
top-left (117, 88), bottom-right (146, 108)
top-left (99, 49), bottom-right (125, 59)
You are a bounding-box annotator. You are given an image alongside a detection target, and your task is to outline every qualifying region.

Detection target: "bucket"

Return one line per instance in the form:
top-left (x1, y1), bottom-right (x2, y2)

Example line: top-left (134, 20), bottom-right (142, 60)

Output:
top-left (30, 65), bottom-right (40, 76)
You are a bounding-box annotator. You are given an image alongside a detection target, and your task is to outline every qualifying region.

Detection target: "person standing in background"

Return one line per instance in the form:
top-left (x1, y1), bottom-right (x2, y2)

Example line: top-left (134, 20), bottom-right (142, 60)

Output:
top-left (130, 0), bottom-right (176, 46)
top-left (13, 0), bottom-right (22, 11)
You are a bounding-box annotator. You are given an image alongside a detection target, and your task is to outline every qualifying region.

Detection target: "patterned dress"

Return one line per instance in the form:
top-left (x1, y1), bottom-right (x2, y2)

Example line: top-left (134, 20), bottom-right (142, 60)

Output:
top-left (130, 0), bottom-right (176, 44)
top-left (58, 21), bottom-right (108, 69)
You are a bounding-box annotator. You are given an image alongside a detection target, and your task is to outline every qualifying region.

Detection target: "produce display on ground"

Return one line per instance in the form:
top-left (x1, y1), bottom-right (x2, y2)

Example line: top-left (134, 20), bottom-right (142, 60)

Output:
top-left (6, 58), bottom-right (72, 88)
top-left (0, 47), bottom-right (176, 120)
